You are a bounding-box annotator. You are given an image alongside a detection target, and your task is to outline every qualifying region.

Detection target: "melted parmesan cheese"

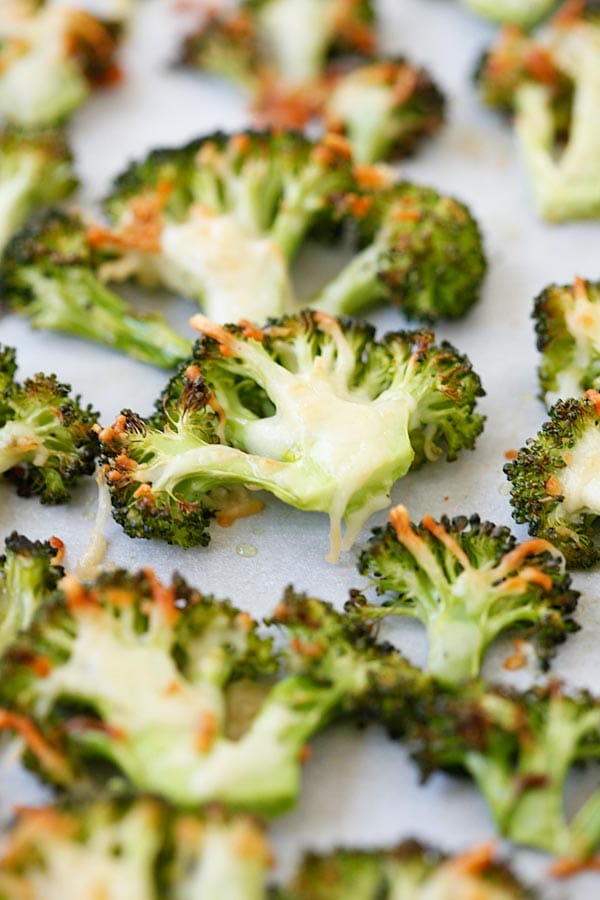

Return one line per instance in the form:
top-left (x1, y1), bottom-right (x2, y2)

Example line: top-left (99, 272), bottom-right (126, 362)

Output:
top-left (76, 470), bottom-right (110, 581)
top-left (556, 427), bottom-right (600, 515)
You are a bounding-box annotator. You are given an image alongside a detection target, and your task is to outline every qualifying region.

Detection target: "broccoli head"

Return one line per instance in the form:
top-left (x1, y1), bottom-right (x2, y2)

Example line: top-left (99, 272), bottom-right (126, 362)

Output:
top-left (534, 275), bottom-right (600, 407)
top-left (0, 208), bottom-right (191, 369)
top-left (0, 126), bottom-right (78, 252)
top-left (100, 312), bottom-right (484, 561)
top-left (281, 840), bottom-right (535, 899)
top-left (0, 797), bottom-right (271, 899)
top-left (0, 342), bottom-right (99, 503)
top-left (0, 531), bottom-right (63, 655)
top-left (179, 0), bottom-right (376, 127)
top-left (505, 390), bottom-right (600, 567)
top-left (312, 181), bottom-right (487, 322)
top-left (0, 572), bottom-right (419, 814)
top-left (409, 680), bottom-right (600, 862)
top-left (356, 504), bottom-right (579, 684)
top-left (100, 130), bottom-right (356, 325)
top-left (323, 59), bottom-right (446, 164)
top-left (0, 0), bottom-right (120, 126)
top-left (462, 0), bottom-right (559, 29)
top-left (475, 5), bottom-right (600, 220)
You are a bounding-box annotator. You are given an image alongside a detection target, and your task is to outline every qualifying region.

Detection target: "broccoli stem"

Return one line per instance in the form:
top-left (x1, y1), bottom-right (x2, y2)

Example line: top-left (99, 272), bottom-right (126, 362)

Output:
top-left (310, 243), bottom-right (389, 317)
top-left (0, 160), bottom-right (39, 252)
top-left (426, 616), bottom-right (486, 683)
top-left (18, 268), bottom-right (190, 368)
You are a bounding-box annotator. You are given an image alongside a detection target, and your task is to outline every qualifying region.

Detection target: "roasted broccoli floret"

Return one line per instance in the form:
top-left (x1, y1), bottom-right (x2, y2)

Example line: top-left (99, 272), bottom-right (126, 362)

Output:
top-left (0, 0), bottom-right (120, 126)
top-left (0, 532), bottom-right (63, 655)
top-left (534, 276), bottom-right (600, 407)
top-left (101, 131), bottom-right (355, 325)
top-left (179, 0), bottom-right (376, 127)
top-left (0, 797), bottom-right (271, 899)
top-left (409, 680), bottom-right (600, 862)
top-left (0, 572), bottom-right (420, 813)
top-left (281, 840), bottom-right (535, 899)
top-left (355, 504), bottom-right (579, 684)
top-left (461, 0), bottom-right (559, 29)
top-left (0, 343), bottom-right (99, 502)
top-left (505, 390), bottom-right (600, 567)
top-left (100, 313), bottom-right (484, 560)
top-left (101, 131), bottom-right (486, 325)
top-left (0, 209), bottom-right (191, 369)
top-left (475, 4), bottom-right (600, 220)
top-left (0, 127), bottom-right (78, 252)
top-left (312, 182), bottom-right (487, 322)
top-left (323, 59), bottom-right (446, 164)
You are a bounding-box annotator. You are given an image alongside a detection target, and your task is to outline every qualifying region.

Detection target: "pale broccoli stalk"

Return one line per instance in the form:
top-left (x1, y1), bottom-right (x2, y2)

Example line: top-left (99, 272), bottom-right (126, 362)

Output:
top-left (0, 532), bottom-right (63, 655)
top-left (1, 209), bottom-right (191, 369)
top-left (477, 9), bottom-right (600, 220)
top-left (505, 390), bottom-right (600, 567)
top-left (100, 131), bottom-right (356, 325)
top-left (281, 840), bottom-right (536, 899)
top-left (534, 276), bottom-right (600, 407)
top-left (410, 682), bottom-right (600, 862)
top-left (0, 128), bottom-right (77, 252)
top-left (356, 505), bottom-right (579, 684)
top-left (0, 343), bottom-right (100, 502)
top-left (0, 2), bottom-right (119, 126)
top-left (461, 0), bottom-right (559, 29)
top-left (323, 59), bottom-right (445, 164)
top-left (0, 572), bottom-right (420, 814)
top-left (311, 183), bottom-right (486, 322)
top-left (0, 798), bottom-right (271, 900)
top-left (100, 312), bottom-right (484, 561)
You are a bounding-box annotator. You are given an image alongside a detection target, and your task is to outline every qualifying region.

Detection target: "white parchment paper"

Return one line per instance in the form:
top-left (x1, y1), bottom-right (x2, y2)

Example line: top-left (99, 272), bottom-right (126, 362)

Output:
top-left (1, 0), bottom-right (600, 894)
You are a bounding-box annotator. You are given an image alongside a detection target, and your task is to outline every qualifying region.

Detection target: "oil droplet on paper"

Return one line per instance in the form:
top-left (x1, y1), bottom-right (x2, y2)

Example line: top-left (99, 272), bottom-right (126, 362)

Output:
top-left (498, 482), bottom-right (511, 496)
top-left (236, 543), bottom-right (258, 558)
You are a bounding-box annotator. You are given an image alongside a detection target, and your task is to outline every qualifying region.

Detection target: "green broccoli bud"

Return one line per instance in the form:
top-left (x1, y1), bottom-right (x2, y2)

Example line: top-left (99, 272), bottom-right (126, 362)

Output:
top-left (0, 571), bottom-right (416, 814)
top-left (461, 0), bottom-right (559, 29)
top-left (0, 2), bottom-right (120, 126)
top-left (0, 532), bottom-right (63, 655)
top-left (100, 312), bottom-right (484, 560)
top-left (0, 208), bottom-right (191, 369)
top-left (102, 131), bottom-right (356, 325)
top-left (281, 839), bottom-right (536, 899)
top-left (356, 504), bottom-right (579, 684)
top-left (323, 59), bottom-right (445, 164)
top-left (534, 276), bottom-right (600, 407)
top-left (505, 390), bottom-right (600, 567)
top-left (312, 183), bottom-right (487, 321)
top-left (0, 342), bottom-right (100, 503)
top-left (178, 0), bottom-right (376, 127)
top-left (0, 797), bottom-right (271, 899)
top-left (475, 9), bottom-right (600, 221)
top-left (0, 127), bottom-right (78, 252)
top-left (410, 681), bottom-right (600, 861)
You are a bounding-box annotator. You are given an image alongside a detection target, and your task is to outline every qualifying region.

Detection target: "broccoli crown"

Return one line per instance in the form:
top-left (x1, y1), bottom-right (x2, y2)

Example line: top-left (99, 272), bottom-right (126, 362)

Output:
top-left (323, 59), bottom-right (446, 164)
top-left (0, 341), bottom-right (99, 503)
top-left (281, 840), bottom-right (535, 899)
top-left (0, 126), bottom-right (78, 251)
top-left (461, 0), bottom-right (559, 29)
top-left (357, 504), bottom-right (579, 684)
top-left (313, 181), bottom-right (487, 322)
top-left (534, 276), bottom-right (600, 407)
top-left (505, 390), bottom-right (600, 567)
top-left (475, 10), bottom-right (600, 220)
top-left (100, 130), bottom-right (357, 324)
top-left (409, 680), bottom-right (600, 860)
top-left (100, 312), bottom-right (484, 560)
top-left (179, 0), bottom-right (376, 126)
top-left (0, 531), bottom-right (63, 656)
top-left (0, 797), bottom-right (271, 899)
top-left (0, 208), bottom-right (191, 369)
top-left (0, 2), bottom-right (120, 126)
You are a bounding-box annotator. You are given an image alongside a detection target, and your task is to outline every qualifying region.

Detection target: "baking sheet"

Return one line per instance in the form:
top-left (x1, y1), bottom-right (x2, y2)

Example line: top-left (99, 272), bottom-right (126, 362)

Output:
top-left (2, 0), bottom-right (600, 893)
